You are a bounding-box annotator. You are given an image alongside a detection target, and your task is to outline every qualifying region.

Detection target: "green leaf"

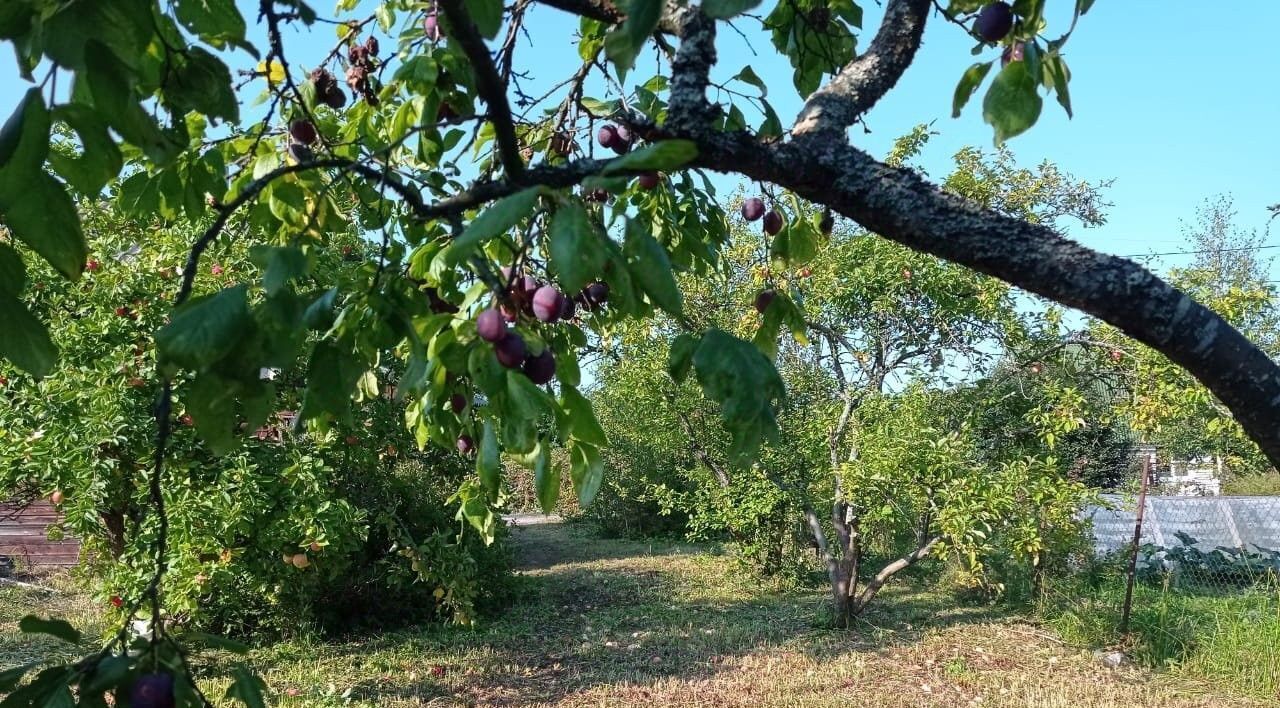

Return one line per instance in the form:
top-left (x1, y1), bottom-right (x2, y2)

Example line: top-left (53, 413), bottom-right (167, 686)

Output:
top-left (507, 368), bottom-right (554, 416)
top-left (478, 420), bottom-right (500, 500)
top-left (188, 633), bottom-right (251, 656)
top-left (175, 0), bottom-right (249, 50)
top-left (48, 104), bottom-right (123, 196)
top-left (602, 140), bottom-right (698, 175)
top-left (533, 444), bottom-right (559, 514)
top-left (167, 47), bottom-right (239, 123)
top-left (982, 60), bottom-right (1043, 144)
top-left (731, 65), bottom-right (767, 96)
top-left (303, 288), bottom-right (338, 331)
top-left (691, 329), bottom-right (785, 466)
top-left (0, 91), bottom-right (86, 280)
top-left (299, 340), bottom-right (363, 424)
top-left (604, 0), bottom-right (662, 77)
top-left (560, 386), bottom-right (608, 446)
top-left (548, 200), bottom-right (606, 293)
top-left (0, 292), bottom-right (57, 378)
top-left (155, 285), bottom-right (252, 371)
top-left (0, 662), bottom-right (37, 693)
top-left (444, 187), bottom-right (541, 265)
top-left (0, 170), bottom-right (89, 280)
top-left (469, 0), bottom-right (504, 38)
top-left (224, 665), bottom-right (268, 708)
top-left (0, 5), bottom-right (34, 39)
top-left (186, 372), bottom-right (239, 454)
top-left (703, 0), bottom-right (762, 20)
top-left (18, 615), bottom-right (81, 644)
top-left (569, 441), bottom-right (604, 507)
top-left (952, 61), bottom-right (993, 118)
top-left (0, 88), bottom-right (48, 172)
top-left (81, 656), bottom-right (131, 694)
top-left (0, 666), bottom-right (73, 707)
top-left (250, 245), bottom-right (309, 295)
top-left (623, 220), bottom-right (683, 315)
top-left (667, 333), bottom-right (699, 383)
top-left (0, 243), bottom-right (25, 297)
top-left (1047, 55), bottom-right (1073, 118)
top-left (83, 41), bottom-right (184, 164)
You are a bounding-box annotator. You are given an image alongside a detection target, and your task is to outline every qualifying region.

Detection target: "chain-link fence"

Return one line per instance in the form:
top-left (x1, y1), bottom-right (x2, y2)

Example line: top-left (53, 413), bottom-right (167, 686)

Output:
top-left (1087, 493), bottom-right (1280, 592)
top-left (1038, 461), bottom-right (1280, 697)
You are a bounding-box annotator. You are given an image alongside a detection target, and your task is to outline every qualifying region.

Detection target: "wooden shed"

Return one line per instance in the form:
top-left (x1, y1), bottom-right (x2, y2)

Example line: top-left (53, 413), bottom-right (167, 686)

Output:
top-left (0, 501), bottom-right (80, 569)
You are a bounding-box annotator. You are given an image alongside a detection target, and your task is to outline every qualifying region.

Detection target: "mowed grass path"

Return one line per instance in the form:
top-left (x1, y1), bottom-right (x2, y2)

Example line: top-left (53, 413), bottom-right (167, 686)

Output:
top-left (2, 521), bottom-right (1263, 707)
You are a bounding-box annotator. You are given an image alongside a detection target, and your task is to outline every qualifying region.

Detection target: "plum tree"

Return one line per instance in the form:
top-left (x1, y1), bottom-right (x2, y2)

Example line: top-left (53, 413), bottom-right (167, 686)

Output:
top-left (1, 0), bottom-right (1277, 702)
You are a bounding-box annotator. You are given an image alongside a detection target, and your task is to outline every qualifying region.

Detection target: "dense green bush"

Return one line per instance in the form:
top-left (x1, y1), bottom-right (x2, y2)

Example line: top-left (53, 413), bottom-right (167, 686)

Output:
top-left (0, 213), bottom-right (518, 639)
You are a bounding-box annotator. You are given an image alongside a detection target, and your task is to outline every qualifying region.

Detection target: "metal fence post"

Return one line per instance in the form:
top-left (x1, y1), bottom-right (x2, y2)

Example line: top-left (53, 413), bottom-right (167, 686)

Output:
top-left (1120, 454), bottom-right (1152, 634)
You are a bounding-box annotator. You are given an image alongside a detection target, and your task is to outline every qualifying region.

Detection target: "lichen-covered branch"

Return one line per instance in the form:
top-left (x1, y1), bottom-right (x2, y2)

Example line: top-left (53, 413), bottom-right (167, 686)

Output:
top-left (666, 6), bottom-right (718, 132)
top-left (691, 131), bottom-right (1280, 466)
top-left (792, 0), bottom-right (931, 135)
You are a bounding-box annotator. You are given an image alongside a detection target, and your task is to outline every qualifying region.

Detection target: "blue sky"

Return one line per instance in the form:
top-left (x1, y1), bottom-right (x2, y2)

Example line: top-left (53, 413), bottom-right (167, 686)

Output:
top-left (3, 1), bottom-right (1277, 275)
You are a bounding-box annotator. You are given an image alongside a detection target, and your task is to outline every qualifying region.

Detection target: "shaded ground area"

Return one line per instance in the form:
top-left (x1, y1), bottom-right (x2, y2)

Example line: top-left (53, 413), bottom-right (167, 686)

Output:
top-left (2, 522), bottom-right (1263, 706)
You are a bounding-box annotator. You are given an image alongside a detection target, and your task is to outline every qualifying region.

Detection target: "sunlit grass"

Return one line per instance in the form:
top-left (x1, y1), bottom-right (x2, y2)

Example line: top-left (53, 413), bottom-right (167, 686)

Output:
top-left (3, 523), bottom-right (1270, 706)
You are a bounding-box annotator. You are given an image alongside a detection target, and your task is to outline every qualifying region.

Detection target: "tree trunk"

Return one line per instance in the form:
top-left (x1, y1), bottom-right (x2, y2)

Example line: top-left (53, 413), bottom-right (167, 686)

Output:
top-left (849, 536), bottom-right (942, 616)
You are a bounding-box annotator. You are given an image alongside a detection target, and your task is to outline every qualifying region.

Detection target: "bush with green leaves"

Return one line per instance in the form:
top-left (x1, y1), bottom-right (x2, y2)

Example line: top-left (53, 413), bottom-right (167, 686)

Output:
top-left (0, 213), bottom-right (513, 639)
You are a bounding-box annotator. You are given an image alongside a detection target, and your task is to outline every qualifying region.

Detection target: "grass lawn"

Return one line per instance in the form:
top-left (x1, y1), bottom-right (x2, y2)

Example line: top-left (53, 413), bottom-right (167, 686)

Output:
top-left (2, 520), bottom-right (1271, 707)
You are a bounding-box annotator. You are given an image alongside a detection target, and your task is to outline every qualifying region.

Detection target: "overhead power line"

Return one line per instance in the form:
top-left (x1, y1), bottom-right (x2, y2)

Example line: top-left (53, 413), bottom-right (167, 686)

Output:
top-left (1117, 243), bottom-right (1280, 259)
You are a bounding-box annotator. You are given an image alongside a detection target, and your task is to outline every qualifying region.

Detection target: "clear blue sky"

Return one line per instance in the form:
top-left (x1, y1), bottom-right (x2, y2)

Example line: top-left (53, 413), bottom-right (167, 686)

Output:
top-left (4, 2), bottom-right (1277, 275)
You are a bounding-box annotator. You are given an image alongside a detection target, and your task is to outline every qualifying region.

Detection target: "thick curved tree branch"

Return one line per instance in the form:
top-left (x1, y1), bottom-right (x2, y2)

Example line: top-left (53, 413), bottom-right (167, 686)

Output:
top-left (437, 0), bottom-right (526, 180)
top-left (529, 0), bottom-right (624, 24)
top-left (688, 130), bottom-right (1280, 466)
top-left (529, 0), bottom-right (683, 34)
top-left (792, 0), bottom-right (931, 135)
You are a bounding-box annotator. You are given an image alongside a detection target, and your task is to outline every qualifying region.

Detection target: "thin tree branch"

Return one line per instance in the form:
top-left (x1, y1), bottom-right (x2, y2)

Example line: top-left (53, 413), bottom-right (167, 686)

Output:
top-left (792, 0), bottom-right (930, 135)
top-left (851, 535), bottom-right (941, 614)
top-left (437, 0), bottom-right (526, 180)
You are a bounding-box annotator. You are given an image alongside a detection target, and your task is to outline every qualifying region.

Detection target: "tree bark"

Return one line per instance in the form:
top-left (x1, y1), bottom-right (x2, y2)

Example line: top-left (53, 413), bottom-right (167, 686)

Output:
top-left (850, 535), bottom-right (941, 615)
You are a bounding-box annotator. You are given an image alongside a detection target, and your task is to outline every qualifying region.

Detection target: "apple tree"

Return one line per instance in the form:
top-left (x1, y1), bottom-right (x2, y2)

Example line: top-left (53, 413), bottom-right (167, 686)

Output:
top-left (3, 0), bottom-right (1280, 703)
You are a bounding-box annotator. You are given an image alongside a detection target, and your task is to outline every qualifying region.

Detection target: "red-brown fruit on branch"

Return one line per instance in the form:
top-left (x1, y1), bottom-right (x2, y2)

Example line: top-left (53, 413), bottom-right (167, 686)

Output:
top-left (450, 393), bottom-right (467, 414)
top-left (741, 197), bottom-right (765, 222)
top-left (456, 434), bottom-right (475, 455)
top-left (762, 210), bottom-right (784, 236)
top-left (754, 289), bottom-right (777, 314)
top-left (289, 119), bottom-right (318, 144)
top-left (495, 333), bottom-right (527, 368)
top-left (637, 172), bottom-right (661, 190)
top-left (532, 285), bottom-right (564, 323)
top-left (477, 309), bottom-right (507, 342)
top-left (129, 673), bottom-right (175, 708)
top-left (522, 349), bottom-right (556, 385)
top-left (597, 125), bottom-right (620, 150)
top-left (582, 282), bottom-right (609, 310)
top-left (423, 13), bottom-right (443, 42)
top-left (975, 2), bottom-right (1014, 43)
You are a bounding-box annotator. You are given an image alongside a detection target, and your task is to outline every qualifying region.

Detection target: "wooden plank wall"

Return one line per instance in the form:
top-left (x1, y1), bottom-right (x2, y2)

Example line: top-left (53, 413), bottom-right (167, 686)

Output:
top-left (0, 501), bottom-right (80, 568)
